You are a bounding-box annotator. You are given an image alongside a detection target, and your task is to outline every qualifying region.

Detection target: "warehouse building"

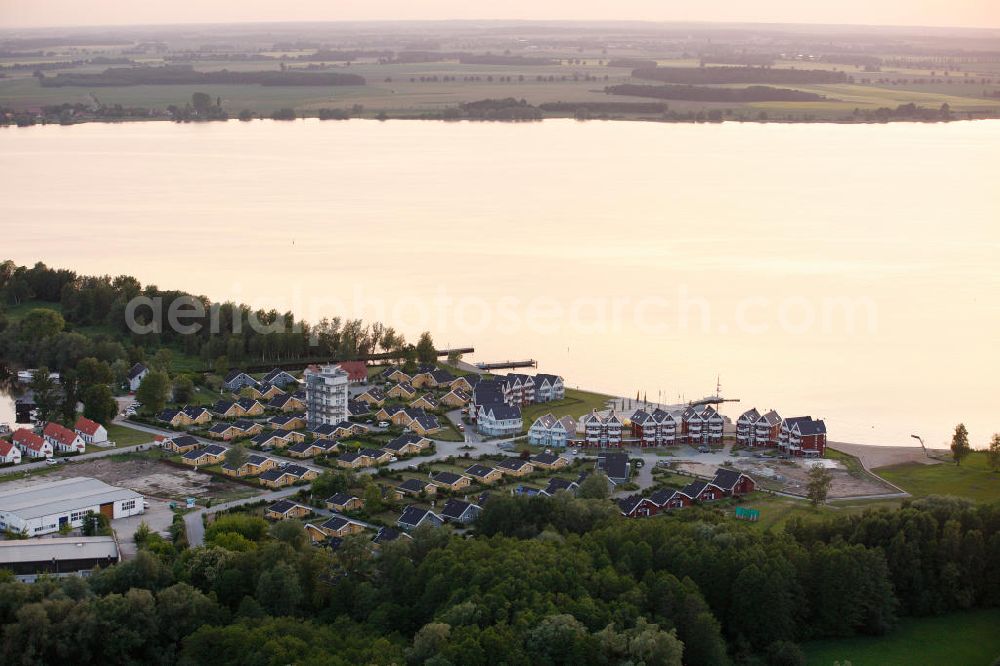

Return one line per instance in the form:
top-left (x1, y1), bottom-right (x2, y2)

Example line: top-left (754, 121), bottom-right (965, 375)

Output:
top-left (0, 536), bottom-right (120, 582)
top-left (0, 477), bottom-right (144, 537)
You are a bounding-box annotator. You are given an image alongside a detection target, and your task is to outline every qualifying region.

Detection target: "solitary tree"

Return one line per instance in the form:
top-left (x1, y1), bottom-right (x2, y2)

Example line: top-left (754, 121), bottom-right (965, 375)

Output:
top-left (83, 384), bottom-right (118, 424)
top-left (951, 423), bottom-right (971, 466)
top-left (416, 332), bottom-right (436, 364)
top-left (136, 370), bottom-right (170, 414)
top-left (806, 464), bottom-right (833, 506)
top-left (28, 366), bottom-right (60, 423)
top-left (224, 443), bottom-right (249, 471)
top-left (987, 433), bottom-right (1000, 473)
top-left (578, 472), bottom-right (610, 499)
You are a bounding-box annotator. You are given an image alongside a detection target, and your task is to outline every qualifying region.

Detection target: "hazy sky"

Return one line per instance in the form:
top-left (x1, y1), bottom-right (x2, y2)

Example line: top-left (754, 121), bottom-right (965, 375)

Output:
top-left (2, 0), bottom-right (999, 30)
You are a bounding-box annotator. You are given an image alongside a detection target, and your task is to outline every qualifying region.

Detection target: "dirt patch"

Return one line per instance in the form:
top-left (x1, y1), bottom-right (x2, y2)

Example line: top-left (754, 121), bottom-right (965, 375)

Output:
top-left (1, 456), bottom-right (262, 502)
top-left (676, 455), bottom-right (898, 499)
top-left (829, 441), bottom-right (946, 470)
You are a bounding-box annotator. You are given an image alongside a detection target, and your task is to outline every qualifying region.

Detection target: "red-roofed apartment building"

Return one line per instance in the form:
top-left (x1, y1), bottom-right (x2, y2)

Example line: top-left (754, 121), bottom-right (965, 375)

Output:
top-left (74, 417), bottom-right (108, 445)
top-left (11, 429), bottom-right (53, 459)
top-left (0, 440), bottom-right (22, 464)
top-left (43, 422), bottom-right (85, 454)
top-left (336, 361), bottom-right (368, 384)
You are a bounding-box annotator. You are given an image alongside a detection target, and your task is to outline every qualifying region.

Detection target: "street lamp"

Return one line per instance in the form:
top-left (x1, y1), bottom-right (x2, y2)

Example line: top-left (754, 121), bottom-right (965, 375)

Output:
top-left (910, 434), bottom-right (929, 458)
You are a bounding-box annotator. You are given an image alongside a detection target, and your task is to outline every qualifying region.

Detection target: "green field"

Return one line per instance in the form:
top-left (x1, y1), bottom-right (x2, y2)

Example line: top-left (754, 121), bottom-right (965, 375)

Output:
top-left (875, 452), bottom-right (999, 503)
top-left (519, 388), bottom-right (612, 432)
top-left (733, 494), bottom-right (903, 532)
top-left (106, 423), bottom-right (158, 447)
top-left (803, 608), bottom-right (1000, 666)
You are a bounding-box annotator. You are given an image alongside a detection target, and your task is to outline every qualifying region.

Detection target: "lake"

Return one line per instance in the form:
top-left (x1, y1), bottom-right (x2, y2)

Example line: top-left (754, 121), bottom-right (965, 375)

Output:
top-left (1, 118), bottom-right (998, 449)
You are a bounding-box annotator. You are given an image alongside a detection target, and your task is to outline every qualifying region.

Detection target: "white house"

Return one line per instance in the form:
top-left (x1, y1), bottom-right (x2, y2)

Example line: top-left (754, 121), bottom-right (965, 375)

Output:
top-left (476, 403), bottom-right (523, 437)
top-left (11, 429), bottom-right (53, 459)
top-left (127, 362), bottom-right (148, 392)
top-left (584, 411), bottom-right (624, 447)
top-left (0, 440), bottom-right (22, 465)
top-left (43, 422), bottom-right (86, 454)
top-left (528, 413), bottom-right (577, 447)
top-left (74, 417), bottom-right (108, 446)
top-left (534, 373), bottom-right (565, 402)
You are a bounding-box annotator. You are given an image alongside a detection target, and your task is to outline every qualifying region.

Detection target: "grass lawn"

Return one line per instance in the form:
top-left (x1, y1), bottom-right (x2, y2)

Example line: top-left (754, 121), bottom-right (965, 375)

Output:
top-left (2, 300), bottom-right (64, 323)
top-left (106, 423), bottom-right (159, 447)
top-left (734, 494), bottom-right (903, 532)
top-left (802, 608), bottom-right (1000, 666)
top-left (519, 388), bottom-right (612, 433)
top-left (875, 452), bottom-right (999, 503)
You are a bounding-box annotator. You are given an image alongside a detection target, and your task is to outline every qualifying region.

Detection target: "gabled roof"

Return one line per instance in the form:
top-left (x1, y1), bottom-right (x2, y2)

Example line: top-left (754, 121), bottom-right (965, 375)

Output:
top-left (0, 441), bottom-right (17, 457)
top-left (542, 477), bottom-right (578, 495)
top-left (791, 417), bottom-right (827, 436)
top-left (430, 470), bottom-right (464, 485)
top-left (411, 413), bottom-right (440, 431)
top-left (308, 424), bottom-right (339, 437)
top-left (429, 369), bottom-right (455, 384)
top-left (212, 400), bottom-right (238, 413)
top-left (232, 419), bottom-right (258, 431)
top-left (361, 387), bottom-right (386, 400)
top-left (596, 452), bottom-right (629, 480)
top-left (262, 368), bottom-right (298, 383)
top-left (336, 361), bottom-right (368, 382)
top-left (183, 443), bottom-right (226, 459)
top-left (398, 478), bottom-right (431, 493)
top-left (464, 463), bottom-right (498, 478)
top-left (347, 400), bottom-right (371, 416)
top-left (183, 406), bottom-right (210, 418)
top-left (385, 433), bottom-right (428, 451)
top-left (373, 526), bottom-right (410, 544)
top-left (398, 506), bottom-right (439, 528)
top-left (74, 417), bottom-right (103, 436)
top-left (648, 489), bottom-right (678, 506)
top-left (617, 495), bottom-right (649, 515)
top-left (759, 410), bottom-right (782, 426)
top-left (12, 429), bottom-right (47, 451)
top-left (497, 457), bottom-right (531, 471)
top-left (531, 452), bottom-right (565, 466)
top-left (268, 393), bottom-right (299, 408)
top-left (222, 453), bottom-right (269, 471)
top-left (158, 409), bottom-right (181, 422)
top-left (236, 398), bottom-right (262, 411)
top-left (168, 434), bottom-right (200, 448)
top-left (127, 362), bottom-right (148, 381)
top-left (738, 408), bottom-right (761, 423)
top-left (711, 467), bottom-right (752, 491)
top-left (43, 422), bottom-right (79, 447)
top-left (441, 498), bottom-right (479, 521)
top-left (223, 370), bottom-right (255, 384)
top-left (267, 499), bottom-right (304, 515)
top-left (250, 431), bottom-right (286, 446)
top-left (483, 403), bottom-right (521, 421)
top-left (321, 516), bottom-right (357, 532)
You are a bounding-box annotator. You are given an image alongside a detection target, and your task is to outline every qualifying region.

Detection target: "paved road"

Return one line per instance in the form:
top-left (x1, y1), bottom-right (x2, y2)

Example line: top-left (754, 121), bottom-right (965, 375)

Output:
top-left (0, 423), bottom-right (162, 477)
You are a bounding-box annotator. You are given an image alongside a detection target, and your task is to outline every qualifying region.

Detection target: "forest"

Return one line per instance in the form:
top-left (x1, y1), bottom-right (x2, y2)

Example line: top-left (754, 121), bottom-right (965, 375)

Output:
top-left (0, 260), bottom-right (412, 374)
top-left (0, 495), bottom-right (997, 665)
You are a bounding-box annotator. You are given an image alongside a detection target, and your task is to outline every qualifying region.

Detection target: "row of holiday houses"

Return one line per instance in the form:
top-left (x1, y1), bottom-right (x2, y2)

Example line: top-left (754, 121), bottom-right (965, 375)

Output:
top-left (617, 468), bottom-right (757, 518)
top-left (1, 418), bottom-right (109, 464)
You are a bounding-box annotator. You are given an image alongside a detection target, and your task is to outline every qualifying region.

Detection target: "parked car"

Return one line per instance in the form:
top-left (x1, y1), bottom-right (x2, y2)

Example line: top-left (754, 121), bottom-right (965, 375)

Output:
top-left (458, 424), bottom-right (465, 432)
top-left (698, 446), bottom-right (710, 453)
top-left (378, 421), bottom-right (389, 428)
top-left (45, 458), bottom-right (58, 466)
top-left (389, 456), bottom-right (398, 463)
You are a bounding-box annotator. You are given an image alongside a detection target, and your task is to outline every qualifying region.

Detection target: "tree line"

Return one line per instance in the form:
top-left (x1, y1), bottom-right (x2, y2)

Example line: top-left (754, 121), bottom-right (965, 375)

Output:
top-left (0, 493), bottom-right (997, 665)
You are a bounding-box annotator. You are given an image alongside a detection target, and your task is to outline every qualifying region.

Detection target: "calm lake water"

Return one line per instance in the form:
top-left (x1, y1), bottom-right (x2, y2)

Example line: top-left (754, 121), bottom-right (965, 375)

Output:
top-left (1, 119), bottom-right (998, 448)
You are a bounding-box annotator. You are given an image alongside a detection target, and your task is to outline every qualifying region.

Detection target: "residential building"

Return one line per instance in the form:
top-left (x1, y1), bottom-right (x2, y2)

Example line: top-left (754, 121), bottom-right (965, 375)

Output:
top-left (162, 434), bottom-right (201, 454)
top-left (736, 408), bottom-right (761, 447)
top-left (74, 417), bottom-right (108, 446)
top-left (531, 452), bottom-right (570, 470)
top-left (127, 363), bottom-right (148, 392)
top-left (682, 405), bottom-right (724, 446)
top-left (397, 506), bottom-right (443, 531)
top-left (618, 495), bottom-right (660, 518)
top-left (0, 477), bottom-right (144, 537)
top-left (380, 367), bottom-right (410, 384)
top-left (429, 470), bottom-right (472, 491)
top-left (397, 478), bottom-right (437, 497)
top-left (372, 526), bottom-right (411, 546)
top-left (347, 400), bottom-right (371, 417)
top-left (680, 479), bottom-right (727, 502)
top-left (496, 457), bottom-right (534, 477)
top-left (464, 463), bottom-right (503, 485)
top-left (0, 440), bottom-right (22, 465)
top-left (596, 452), bottom-right (630, 485)
top-left (43, 422), bottom-right (85, 454)
top-left (337, 450), bottom-right (375, 469)
top-left (476, 403), bottom-right (523, 437)
top-left (410, 394), bottom-right (440, 411)
top-left (325, 493), bottom-right (363, 512)
top-left (248, 383), bottom-right (284, 401)
top-left (711, 468), bottom-right (757, 496)
top-left (335, 361), bottom-right (369, 384)
top-left (12, 429), bottom-right (52, 459)
top-left (630, 408), bottom-right (681, 446)
top-left (258, 464), bottom-right (317, 488)
top-left (440, 499), bottom-right (481, 525)
top-left (286, 439), bottom-right (337, 458)
top-left (540, 477), bottom-right (578, 496)
top-left (261, 368), bottom-right (298, 388)
top-left (357, 387), bottom-right (386, 406)
top-left (779, 417), bottom-right (827, 456)
top-left (304, 364), bottom-right (349, 428)
top-left (649, 489), bottom-right (691, 510)
top-left (212, 400), bottom-right (245, 419)
top-left (222, 454), bottom-right (278, 478)
top-left (439, 388), bottom-right (471, 408)
top-left (533, 373), bottom-right (565, 402)
top-left (181, 444), bottom-right (227, 466)
top-left (754, 410), bottom-right (783, 447)
top-left (386, 382), bottom-right (417, 400)
top-left (265, 500), bottom-right (311, 520)
top-left (527, 413), bottom-right (577, 447)
top-left (268, 413), bottom-right (307, 430)
top-left (236, 398), bottom-right (265, 417)
top-left (583, 411), bottom-right (624, 447)
top-left (384, 433), bottom-right (432, 456)
top-left (222, 371), bottom-right (258, 392)
top-left (315, 515), bottom-right (366, 538)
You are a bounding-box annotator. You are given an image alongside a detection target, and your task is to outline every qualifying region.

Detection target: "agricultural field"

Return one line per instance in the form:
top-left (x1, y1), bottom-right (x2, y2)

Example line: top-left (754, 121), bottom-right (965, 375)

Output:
top-left (875, 451), bottom-right (1000, 503)
top-left (3, 22), bottom-right (998, 124)
top-left (802, 608), bottom-right (1000, 666)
